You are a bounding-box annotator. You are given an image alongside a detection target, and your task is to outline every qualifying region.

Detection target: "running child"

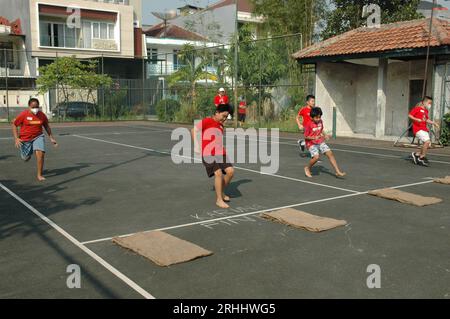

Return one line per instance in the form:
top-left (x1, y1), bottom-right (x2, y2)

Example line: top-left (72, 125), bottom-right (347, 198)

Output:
top-left (192, 104), bottom-right (235, 208)
top-left (304, 107), bottom-right (346, 178)
top-left (408, 96), bottom-right (440, 167)
top-left (296, 95), bottom-right (315, 154)
top-left (12, 98), bottom-right (58, 181)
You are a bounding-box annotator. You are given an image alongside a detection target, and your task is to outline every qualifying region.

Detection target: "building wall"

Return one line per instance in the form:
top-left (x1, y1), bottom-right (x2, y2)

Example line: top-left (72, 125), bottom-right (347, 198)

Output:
top-left (385, 61), bottom-right (410, 136)
top-left (316, 58), bottom-right (437, 139)
top-left (29, 0), bottom-right (136, 59)
top-left (315, 62), bottom-right (357, 135)
top-left (0, 0), bottom-right (35, 75)
top-left (172, 5), bottom-right (237, 44)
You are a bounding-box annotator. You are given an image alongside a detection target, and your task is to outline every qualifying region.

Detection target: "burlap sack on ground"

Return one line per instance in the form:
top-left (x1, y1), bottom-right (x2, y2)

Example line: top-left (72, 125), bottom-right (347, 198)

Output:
top-left (434, 176), bottom-right (450, 185)
top-left (262, 208), bottom-right (347, 232)
top-left (368, 188), bottom-right (442, 207)
top-left (113, 231), bottom-right (213, 267)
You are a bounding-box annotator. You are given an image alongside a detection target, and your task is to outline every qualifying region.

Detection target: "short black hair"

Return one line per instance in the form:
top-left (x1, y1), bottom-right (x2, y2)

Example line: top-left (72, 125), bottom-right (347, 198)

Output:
top-left (306, 95), bottom-right (315, 102)
top-left (423, 96), bottom-right (433, 102)
top-left (310, 107), bottom-right (323, 118)
top-left (216, 103), bottom-right (231, 114)
top-left (28, 98), bottom-right (40, 106)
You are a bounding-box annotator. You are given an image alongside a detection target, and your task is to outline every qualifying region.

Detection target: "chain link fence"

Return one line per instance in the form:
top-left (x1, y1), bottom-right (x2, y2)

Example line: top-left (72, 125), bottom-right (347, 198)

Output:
top-left (0, 34), bottom-right (315, 131)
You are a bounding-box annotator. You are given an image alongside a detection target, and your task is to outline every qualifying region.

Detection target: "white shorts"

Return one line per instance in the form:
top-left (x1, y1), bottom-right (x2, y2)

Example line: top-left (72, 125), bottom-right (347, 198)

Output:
top-left (416, 130), bottom-right (430, 143)
top-left (309, 143), bottom-right (331, 157)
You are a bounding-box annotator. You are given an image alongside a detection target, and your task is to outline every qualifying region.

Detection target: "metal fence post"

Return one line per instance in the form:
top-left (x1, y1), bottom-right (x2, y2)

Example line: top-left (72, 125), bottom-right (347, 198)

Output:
top-left (332, 107), bottom-right (337, 139)
top-left (142, 56), bottom-right (146, 120)
top-left (4, 48), bottom-right (10, 122)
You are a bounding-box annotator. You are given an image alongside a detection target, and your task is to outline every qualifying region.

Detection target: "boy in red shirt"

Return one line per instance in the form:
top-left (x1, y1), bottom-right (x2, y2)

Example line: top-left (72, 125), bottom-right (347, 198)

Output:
top-left (296, 95), bottom-right (315, 154)
top-left (304, 107), bottom-right (346, 178)
top-left (12, 98), bottom-right (58, 181)
top-left (408, 96), bottom-right (440, 166)
top-left (192, 104), bottom-right (235, 208)
top-left (238, 98), bottom-right (247, 126)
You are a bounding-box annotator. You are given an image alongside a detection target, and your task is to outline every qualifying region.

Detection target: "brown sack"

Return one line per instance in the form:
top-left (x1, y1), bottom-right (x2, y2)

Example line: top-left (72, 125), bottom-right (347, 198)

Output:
top-left (262, 208), bottom-right (347, 232)
top-left (434, 176), bottom-right (450, 185)
top-left (368, 188), bottom-right (442, 207)
top-left (113, 231), bottom-right (213, 267)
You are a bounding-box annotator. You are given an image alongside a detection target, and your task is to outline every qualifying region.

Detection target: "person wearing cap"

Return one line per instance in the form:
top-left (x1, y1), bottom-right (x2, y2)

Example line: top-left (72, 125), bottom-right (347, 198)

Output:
top-left (12, 98), bottom-right (58, 181)
top-left (214, 88), bottom-right (229, 108)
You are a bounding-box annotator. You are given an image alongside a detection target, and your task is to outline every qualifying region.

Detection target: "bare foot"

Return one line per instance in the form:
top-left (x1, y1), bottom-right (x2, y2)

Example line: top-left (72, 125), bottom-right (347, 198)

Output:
top-left (304, 166), bottom-right (312, 178)
top-left (37, 175), bottom-right (46, 181)
top-left (223, 195), bottom-right (230, 202)
top-left (216, 200), bottom-right (229, 209)
top-left (336, 171), bottom-right (346, 178)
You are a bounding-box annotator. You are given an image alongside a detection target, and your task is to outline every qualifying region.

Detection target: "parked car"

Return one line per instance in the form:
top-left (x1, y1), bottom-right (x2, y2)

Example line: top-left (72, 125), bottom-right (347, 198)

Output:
top-left (52, 102), bottom-right (98, 119)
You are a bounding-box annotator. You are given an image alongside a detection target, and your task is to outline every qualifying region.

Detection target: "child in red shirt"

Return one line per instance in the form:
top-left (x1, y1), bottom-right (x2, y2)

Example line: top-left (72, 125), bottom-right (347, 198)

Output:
top-left (12, 98), bottom-right (58, 181)
top-left (408, 96), bottom-right (440, 166)
top-left (304, 107), bottom-right (346, 178)
top-left (238, 98), bottom-right (247, 126)
top-left (214, 88), bottom-right (229, 107)
top-left (192, 104), bottom-right (234, 208)
top-left (296, 95), bottom-right (315, 154)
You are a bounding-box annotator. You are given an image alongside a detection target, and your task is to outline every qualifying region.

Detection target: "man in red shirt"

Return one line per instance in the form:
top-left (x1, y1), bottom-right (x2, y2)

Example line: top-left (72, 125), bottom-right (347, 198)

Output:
top-left (296, 95), bottom-right (315, 154)
top-left (214, 88), bottom-right (229, 108)
top-left (192, 104), bottom-right (234, 208)
top-left (408, 96), bottom-right (439, 166)
top-left (12, 98), bottom-right (58, 181)
top-left (238, 98), bottom-right (247, 126)
top-left (304, 107), bottom-right (346, 178)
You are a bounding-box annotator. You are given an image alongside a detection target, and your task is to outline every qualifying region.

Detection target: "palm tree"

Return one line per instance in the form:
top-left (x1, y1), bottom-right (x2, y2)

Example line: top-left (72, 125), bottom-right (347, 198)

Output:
top-left (168, 44), bottom-right (216, 111)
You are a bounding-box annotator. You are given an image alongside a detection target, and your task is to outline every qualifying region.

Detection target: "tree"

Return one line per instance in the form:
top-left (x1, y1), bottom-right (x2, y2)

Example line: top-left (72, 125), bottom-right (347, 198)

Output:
top-left (251, 0), bottom-right (328, 102)
top-left (37, 57), bottom-right (112, 118)
top-left (322, 0), bottom-right (423, 39)
top-left (230, 24), bottom-right (287, 119)
top-left (168, 44), bottom-right (216, 110)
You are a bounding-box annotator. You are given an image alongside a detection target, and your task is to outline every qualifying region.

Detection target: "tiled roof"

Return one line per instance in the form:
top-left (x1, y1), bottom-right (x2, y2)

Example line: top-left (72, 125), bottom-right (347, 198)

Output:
top-left (293, 18), bottom-right (450, 61)
top-left (144, 23), bottom-right (208, 41)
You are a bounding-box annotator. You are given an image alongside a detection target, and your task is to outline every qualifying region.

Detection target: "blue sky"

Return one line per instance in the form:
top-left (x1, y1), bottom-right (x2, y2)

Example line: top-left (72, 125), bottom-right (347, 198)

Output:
top-left (142, 0), bottom-right (213, 25)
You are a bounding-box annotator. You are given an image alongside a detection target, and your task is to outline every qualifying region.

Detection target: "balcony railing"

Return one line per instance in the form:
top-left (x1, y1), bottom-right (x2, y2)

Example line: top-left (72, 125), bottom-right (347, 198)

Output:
top-left (147, 63), bottom-right (218, 76)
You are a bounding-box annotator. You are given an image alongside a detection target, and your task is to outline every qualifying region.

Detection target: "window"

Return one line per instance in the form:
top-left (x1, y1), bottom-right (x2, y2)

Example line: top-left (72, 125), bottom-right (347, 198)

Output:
top-left (82, 21), bottom-right (92, 48)
top-left (173, 50), bottom-right (180, 69)
top-left (100, 23), bottom-right (107, 39)
top-left (108, 23), bottom-right (115, 39)
top-left (148, 48), bottom-right (158, 64)
top-left (40, 22), bottom-right (64, 47)
top-left (0, 42), bottom-right (14, 68)
top-left (64, 25), bottom-right (77, 48)
top-left (92, 22), bottom-right (100, 38)
top-left (92, 22), bottom-right (115, 40)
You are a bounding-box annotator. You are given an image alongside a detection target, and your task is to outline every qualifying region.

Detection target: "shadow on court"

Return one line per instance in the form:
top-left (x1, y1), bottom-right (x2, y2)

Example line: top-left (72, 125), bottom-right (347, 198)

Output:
top-left (0, 180), bottom-right (126, 298)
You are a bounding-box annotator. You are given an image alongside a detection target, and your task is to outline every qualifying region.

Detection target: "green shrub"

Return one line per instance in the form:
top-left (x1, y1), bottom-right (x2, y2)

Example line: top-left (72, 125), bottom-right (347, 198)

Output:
top-left (156, 99), bottom-right (181, 122)
top-left (439, 113), bottom-right (450, 146)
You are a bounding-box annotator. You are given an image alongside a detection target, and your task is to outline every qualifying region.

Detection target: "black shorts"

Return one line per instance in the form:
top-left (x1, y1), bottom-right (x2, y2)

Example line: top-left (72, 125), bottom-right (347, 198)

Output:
top-left (238, 113), bottom-right (246, 122)
top-left (202, 155), bottom-right (233, 178)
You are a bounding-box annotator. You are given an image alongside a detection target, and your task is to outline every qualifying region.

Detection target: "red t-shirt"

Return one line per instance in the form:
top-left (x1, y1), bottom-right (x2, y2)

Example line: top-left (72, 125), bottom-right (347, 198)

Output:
top-left (214, 95), bottom-right (229, 107)
top-left (238, 101), bottom-right (246, 114)
top-left (409, 106), bottom-right (429, 135)
top-left (298, 106), bottom-right (312, 127)
top-left (13, 110), bottom-right (49, 141)
top-left (304, 120), bottom-right (325, 149)
top-left (196, 117), bottom-right (226, 156)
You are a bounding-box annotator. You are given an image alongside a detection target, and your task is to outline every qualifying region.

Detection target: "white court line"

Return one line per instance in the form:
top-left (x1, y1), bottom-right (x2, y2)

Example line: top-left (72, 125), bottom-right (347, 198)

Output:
top-left (0, 182), bottom-right (155, 299)
top-left (81, 179), bottom-right (436, 245)
top-left (112, 123), bottom-right (450, 159)
top-left (112, 125), bottom-right (450, 164)
top-left (73, 134), bottom-right (360, 194)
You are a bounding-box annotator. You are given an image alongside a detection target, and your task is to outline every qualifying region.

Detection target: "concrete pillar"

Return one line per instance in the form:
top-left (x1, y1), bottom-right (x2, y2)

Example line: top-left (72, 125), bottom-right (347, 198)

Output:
top-left (375, 58), bottom-right (388, 138)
